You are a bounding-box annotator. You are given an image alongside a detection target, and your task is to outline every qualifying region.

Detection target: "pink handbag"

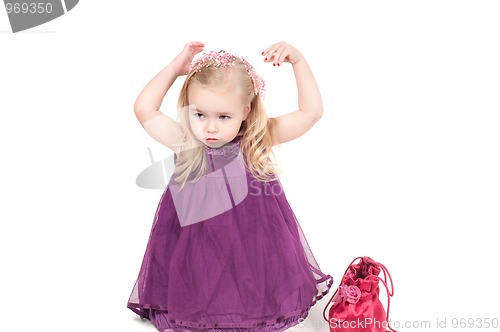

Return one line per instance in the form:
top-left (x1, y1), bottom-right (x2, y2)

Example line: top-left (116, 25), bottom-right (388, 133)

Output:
top-left (323, 256), bottom-right (397, 332)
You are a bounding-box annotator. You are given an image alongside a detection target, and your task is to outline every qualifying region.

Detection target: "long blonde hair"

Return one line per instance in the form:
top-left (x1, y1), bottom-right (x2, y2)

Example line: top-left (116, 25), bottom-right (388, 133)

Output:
top-left (174, 54), bottom-right (277, 186)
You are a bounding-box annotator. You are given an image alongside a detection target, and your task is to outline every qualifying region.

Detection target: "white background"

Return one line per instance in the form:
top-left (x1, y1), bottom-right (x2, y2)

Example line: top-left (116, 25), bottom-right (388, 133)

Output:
top-left (1, 1), bottom-right (499, 331)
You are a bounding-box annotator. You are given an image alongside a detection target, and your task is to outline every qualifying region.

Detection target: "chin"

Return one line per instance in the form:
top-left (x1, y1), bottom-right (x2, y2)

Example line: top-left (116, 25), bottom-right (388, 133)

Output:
top-left (205, 140), bottom-right (226, 148)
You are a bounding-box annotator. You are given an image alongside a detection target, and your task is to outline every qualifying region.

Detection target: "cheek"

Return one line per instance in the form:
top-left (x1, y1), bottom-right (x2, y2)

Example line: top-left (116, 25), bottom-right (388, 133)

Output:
top-left (189, 116), bottom-right (203, 135)
top-left (224, 120), bottom-right (244, 135)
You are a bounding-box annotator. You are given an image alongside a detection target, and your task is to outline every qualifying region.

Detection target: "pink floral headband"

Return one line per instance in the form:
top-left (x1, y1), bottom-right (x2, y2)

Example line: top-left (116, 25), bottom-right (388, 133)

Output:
top-left (189, 50), bottom-right (266, 98)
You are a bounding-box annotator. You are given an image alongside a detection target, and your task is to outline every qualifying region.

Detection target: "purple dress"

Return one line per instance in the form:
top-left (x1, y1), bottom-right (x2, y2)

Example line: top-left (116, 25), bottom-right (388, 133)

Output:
top-left (127, 136), bottom-right (333, 332)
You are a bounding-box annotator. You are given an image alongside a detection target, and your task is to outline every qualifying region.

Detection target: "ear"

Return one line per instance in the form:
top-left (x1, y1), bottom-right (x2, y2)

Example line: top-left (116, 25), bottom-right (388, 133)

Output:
top-left (242, 104), bottom-right (251, 120)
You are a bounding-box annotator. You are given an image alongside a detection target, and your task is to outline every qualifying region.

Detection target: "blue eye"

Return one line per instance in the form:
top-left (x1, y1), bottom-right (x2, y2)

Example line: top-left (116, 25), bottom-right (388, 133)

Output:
top-left (219, 115), bottom-right (230, 120)
top-left (195, 113), bottom-right (205, 119)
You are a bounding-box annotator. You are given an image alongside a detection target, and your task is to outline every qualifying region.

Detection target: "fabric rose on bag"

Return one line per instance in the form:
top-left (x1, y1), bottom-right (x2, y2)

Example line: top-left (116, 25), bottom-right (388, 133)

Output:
top-left (343, 285), bottom-right (361, 303)
top-left (332, 285), bottom-right (361, 305)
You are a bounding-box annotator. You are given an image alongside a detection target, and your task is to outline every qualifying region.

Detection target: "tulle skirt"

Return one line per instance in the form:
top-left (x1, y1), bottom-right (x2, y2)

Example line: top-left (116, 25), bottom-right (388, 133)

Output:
top-left (127, 151), bottom-right (332, 332)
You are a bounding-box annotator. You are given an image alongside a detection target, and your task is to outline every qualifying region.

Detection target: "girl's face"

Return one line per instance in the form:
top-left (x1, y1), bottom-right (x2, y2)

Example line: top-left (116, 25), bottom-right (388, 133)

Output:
top-left (188, 82), bottom-right (250, 148)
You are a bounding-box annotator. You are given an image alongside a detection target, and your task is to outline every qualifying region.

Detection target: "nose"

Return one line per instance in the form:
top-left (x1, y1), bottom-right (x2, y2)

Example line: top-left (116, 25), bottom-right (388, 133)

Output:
top-left (206, 119), bottom-right (218, 134)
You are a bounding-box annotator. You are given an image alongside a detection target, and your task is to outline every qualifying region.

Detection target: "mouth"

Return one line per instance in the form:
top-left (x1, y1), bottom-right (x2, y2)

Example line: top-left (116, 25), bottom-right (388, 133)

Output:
top-left (206, 138), bottom-right (219, 142)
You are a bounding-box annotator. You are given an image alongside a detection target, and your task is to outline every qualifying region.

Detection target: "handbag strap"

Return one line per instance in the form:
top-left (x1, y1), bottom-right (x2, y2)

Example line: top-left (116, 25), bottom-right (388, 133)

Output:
top-left (366, 274), bottom-right (397, 332)
top-left (370, 259), bottom-right (394, 297)
top-left (365, 260), bottom-right (396, 332)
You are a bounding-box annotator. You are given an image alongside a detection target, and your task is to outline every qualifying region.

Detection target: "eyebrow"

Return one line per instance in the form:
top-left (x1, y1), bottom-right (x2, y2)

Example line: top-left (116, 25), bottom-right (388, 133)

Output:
top-left (192, 108), bottom-right (235, 116)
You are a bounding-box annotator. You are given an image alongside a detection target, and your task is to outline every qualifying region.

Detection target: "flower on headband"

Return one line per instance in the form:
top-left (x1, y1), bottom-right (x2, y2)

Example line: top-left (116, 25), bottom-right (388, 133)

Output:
top-left (189, 50), bottom-right (266, 98)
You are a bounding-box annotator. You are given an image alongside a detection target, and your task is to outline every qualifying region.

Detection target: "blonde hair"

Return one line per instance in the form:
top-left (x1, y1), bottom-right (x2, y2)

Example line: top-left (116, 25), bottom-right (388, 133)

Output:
top-left (174, 55), bottom-right (277, 186)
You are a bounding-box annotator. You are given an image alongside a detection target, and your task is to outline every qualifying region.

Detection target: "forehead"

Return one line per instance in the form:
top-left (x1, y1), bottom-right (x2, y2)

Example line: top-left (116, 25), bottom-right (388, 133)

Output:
top-left (188, 83), bottom-right (244, 113)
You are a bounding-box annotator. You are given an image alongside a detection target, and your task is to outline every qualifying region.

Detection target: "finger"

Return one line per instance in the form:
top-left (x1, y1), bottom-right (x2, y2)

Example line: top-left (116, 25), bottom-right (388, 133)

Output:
top-left (195, 42), bottom-right (205, 50)
top-left (186, 41), bottom-right (205, 52)
top-left (194, 44), bottom-right (205, 54)
top-left (187, 42), bottom-right (205, 56)
top-left (261, 43), bottom-right (280, 62)
top-left (265, 49), bottom-right (280, 64)
top-left (188, 41), bottom-right (205, 47)
top-left (261, 44), bottom-right (273, 58)
top-left (270, 44), bottom-right (287, 66)
top-left (276, 45), bottom-right (290, 65)
top-left (261, 48), bottom-right (272, 62)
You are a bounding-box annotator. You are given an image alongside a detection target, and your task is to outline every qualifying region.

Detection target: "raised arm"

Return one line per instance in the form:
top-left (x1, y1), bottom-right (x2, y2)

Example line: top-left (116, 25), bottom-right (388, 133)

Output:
top-left (134, 41), bottom-right (205, 152)
top-left (261, 42), bottom-right (323, 145)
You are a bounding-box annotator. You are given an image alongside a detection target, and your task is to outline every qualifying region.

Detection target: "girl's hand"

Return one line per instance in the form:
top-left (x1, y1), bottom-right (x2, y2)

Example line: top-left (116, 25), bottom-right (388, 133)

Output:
top-left (261, 41), bottom-right (304, 66)
top-left (171, 41), bottom-right (205, 76)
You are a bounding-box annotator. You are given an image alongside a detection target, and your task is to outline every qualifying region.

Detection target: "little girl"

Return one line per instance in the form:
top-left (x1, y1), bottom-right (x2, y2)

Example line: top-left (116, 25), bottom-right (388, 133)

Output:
top-left (127, 41), bottom-right (333, 332)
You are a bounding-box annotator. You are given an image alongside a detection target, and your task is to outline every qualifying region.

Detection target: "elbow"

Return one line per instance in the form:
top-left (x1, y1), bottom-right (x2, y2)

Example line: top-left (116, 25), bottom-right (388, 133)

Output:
top-left (300, 101), bottom-right (323, 123)
top-left (298, 107), bottom-right (323, 126)
top-left (134, 102), bottom-right (156, 121)
top-left (134, 106), bottom-right (163, 125)
top-left (133, 107), bottom-right (146, 124)
top-left (134, 108), bottom-right (146, 119)
top-left (133, 105), bottom-right (153, 125)
top-left (134, 100), bottom-right (146, 115)
top-left (315, 108), bottom-right (323, 121)
top-left (310, 107), bottom-right (323, 123)
top-left (133, 96), bottom-right (156, 115)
